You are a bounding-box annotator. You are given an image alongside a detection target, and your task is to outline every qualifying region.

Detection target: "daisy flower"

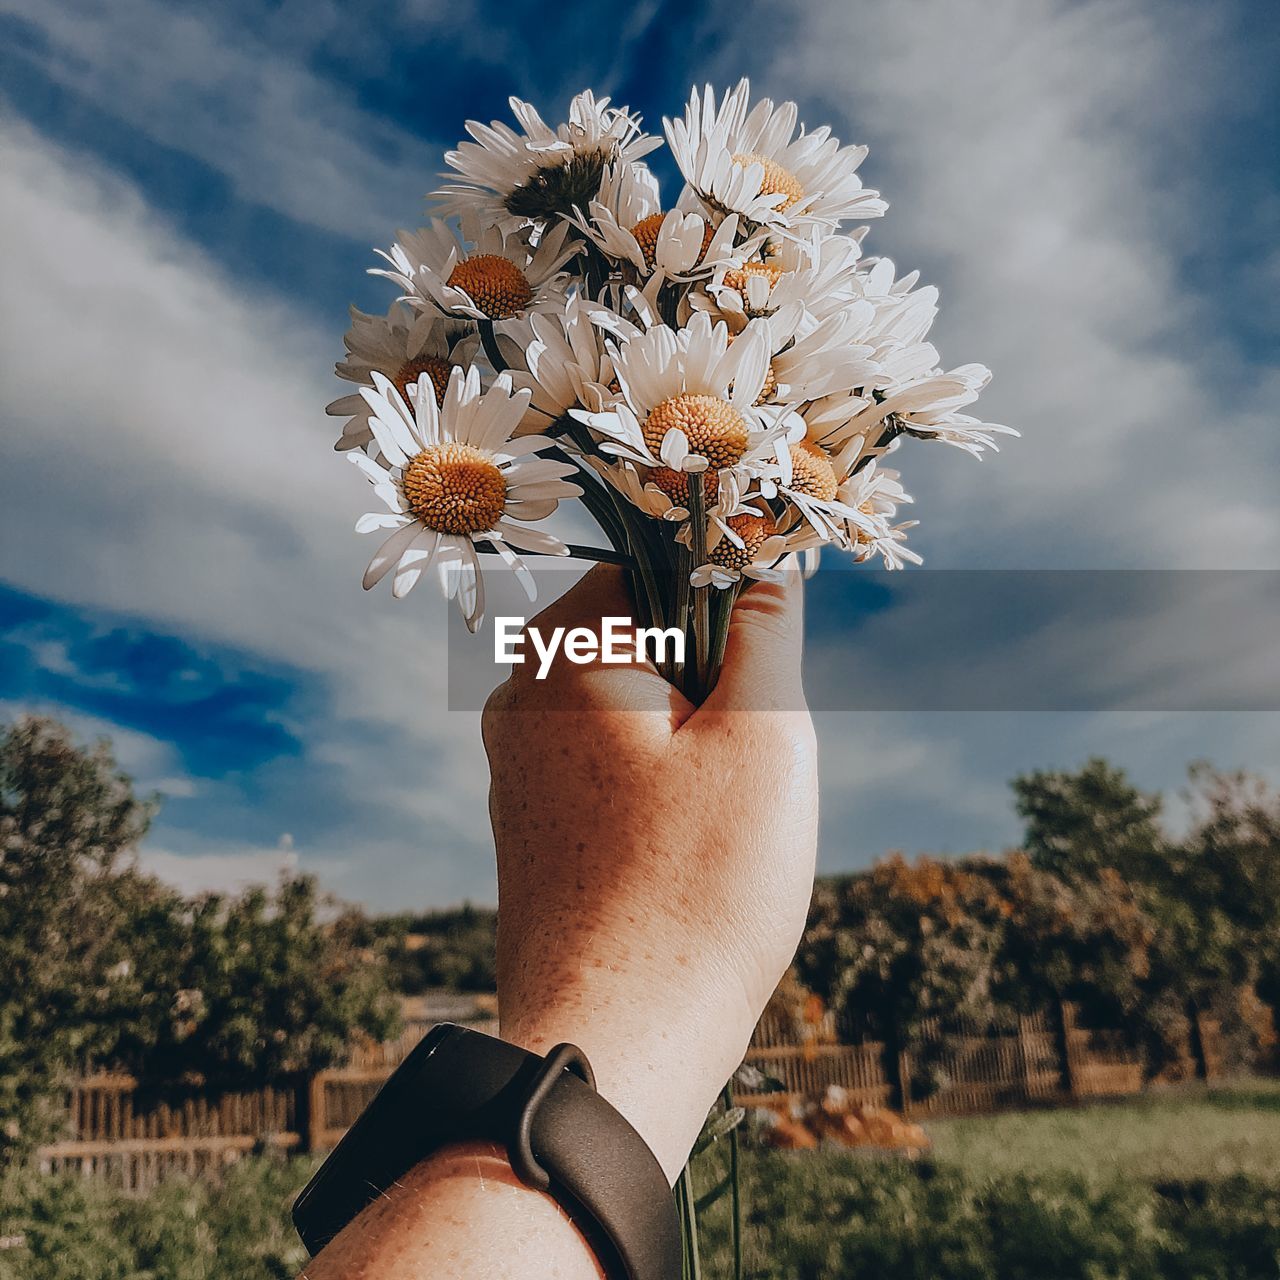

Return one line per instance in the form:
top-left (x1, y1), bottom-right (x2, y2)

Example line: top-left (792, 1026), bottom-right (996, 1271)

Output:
top-left (830, 459), bottom-right (921, 568)
top-left (688, 229), bottom-right (865, 339)
top-left (433, 91), bottom-right (663, 229)
top-left (665, 80), bottom-right (887, 233)
top-left (570, 163), bottom-right (741, 286)
top-left (573, 312), bottom-right (775, 474)
top-left (588, 457), bottom-right (689, 522)
top-left (837, 259), bottom-right (1017, 456)
top-left (506, 296), bottom-right (620, 433)
top-left (327, 303), bottom-right (477, 452)
top-left (350, 366), bottom-right (581, 632)
top-left (742, 309), bottom-right (880, 407)
top-left (372, 219), bottom-right (579, 324)
top-left (690, 512), bottom-right (800, 589)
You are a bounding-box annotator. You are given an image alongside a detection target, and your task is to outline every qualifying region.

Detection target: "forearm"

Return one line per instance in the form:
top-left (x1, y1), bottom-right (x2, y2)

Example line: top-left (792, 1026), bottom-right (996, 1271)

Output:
top-left (300, 1140), bottom-right (605, 1280)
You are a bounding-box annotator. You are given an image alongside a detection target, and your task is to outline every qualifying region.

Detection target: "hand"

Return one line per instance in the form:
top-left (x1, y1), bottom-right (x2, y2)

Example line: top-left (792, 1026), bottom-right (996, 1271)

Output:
top-left (483, 565), bottom-right (819, 1179)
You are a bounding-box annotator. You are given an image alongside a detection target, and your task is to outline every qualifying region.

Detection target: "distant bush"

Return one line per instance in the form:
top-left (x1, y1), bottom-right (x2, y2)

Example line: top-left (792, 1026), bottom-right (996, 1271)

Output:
top-left (0, 1155), bottom-right (315, 1280)
top-left (356, 903), bottom-right (498, 993)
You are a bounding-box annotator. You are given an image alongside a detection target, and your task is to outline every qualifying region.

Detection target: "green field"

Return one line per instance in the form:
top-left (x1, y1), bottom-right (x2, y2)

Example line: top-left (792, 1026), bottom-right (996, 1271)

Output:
top-left (5, 1083), bottom-right (1280, 1279)
top-left (926, 1079), bottom-right (1280, 1181)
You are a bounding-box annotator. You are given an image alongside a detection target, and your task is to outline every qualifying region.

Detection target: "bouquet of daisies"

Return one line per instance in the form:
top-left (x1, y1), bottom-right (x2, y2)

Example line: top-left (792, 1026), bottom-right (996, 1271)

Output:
top-left (330, 82), bottom-right (1013, 700)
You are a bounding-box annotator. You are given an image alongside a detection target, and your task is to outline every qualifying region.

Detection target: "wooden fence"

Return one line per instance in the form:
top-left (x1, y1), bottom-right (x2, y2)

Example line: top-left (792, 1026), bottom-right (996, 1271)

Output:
top-left (737, 1001), bottom-right (1211, 1116)
top-left (36, 1002), bottom-right (1219, 1187)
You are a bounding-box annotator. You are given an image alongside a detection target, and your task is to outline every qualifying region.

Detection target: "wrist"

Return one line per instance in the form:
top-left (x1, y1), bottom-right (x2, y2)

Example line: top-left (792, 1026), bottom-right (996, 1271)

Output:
top-left (502, 992), bottom-right (746, 1182)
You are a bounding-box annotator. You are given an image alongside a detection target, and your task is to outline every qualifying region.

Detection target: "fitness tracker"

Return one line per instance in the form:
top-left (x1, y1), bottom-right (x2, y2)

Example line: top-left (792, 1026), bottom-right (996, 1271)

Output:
top-left (292, 1023), bottom-right (683, 1279)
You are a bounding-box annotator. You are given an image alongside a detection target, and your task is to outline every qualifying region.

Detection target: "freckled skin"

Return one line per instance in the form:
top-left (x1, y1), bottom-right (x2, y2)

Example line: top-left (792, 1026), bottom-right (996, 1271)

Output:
top-left (302, 567), bottom-right (817, 1278)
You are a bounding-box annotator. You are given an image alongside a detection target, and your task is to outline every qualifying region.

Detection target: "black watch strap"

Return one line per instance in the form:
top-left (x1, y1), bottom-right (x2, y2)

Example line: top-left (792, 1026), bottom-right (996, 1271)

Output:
top-left (292, 1023), bottom-right (682, 1280)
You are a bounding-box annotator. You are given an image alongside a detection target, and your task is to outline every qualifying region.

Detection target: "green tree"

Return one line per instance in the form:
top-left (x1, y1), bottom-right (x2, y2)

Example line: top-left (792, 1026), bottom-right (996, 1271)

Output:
top-left (122, 876), bottom-right (401, 1092)
top-left (1012, 757), bottom-right (1164, 883)
top-left (0, 717), bottom-right (158, 1157)
top-left (0, 716), bottom-right (400, 1158)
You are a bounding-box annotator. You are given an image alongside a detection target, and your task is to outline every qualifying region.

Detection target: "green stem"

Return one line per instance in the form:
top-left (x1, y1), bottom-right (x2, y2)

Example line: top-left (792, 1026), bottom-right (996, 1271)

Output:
top-left (477, 319), bottom-right (507, 373)
top-left (687, 474), bottom-right (711, 700)
top-left (672, 541), bottom-right (692, 688)
top-left (706, 581), bottom-right (742, 695)
top-left (678, 1164), bottom-right (702, 1280)
top-left (722, 1082), bottom-right (743, 1280)
top-left (627, 523), bottom-right (664, 635)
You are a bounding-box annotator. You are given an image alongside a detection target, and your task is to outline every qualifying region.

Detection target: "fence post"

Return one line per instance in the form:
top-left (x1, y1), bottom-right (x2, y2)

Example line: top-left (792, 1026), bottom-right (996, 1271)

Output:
top-left (1057, 1001), bottom-right (1080, 1099)
top-left (883, 1024), bottom-right (911, 1116)
top-left (1017, 1013), bottom-right (1036, 1100)
top-left (1190, 1007), bottom-right (1219, 1081)
top-left (297, 1072), bottom-right (329, 1153)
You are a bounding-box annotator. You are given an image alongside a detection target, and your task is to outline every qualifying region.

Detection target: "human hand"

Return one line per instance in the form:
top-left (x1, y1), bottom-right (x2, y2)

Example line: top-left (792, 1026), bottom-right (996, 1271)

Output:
top-left (482, 566), bottom-right (818, 1180)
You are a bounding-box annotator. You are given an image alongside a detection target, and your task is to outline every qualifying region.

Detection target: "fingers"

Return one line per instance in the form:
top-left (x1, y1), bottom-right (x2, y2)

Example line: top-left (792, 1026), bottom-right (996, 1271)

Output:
top-left (527, 564), bottom-right (636, 634)
top-left (699, 571), bottom-right (807, 716)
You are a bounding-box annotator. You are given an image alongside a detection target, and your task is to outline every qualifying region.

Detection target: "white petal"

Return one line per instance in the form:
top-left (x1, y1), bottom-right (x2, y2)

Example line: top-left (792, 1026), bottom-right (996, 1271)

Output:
top-left (363, 519), bottom-right (427, 590)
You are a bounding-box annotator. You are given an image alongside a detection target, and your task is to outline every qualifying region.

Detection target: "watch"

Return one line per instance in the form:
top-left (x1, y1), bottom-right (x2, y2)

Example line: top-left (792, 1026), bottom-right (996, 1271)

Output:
top-left (292, 1022), bottom-right (683, 1279)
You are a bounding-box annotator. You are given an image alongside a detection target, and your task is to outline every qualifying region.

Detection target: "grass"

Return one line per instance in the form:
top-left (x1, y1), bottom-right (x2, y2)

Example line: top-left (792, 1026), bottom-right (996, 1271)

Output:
top-left (924, 1077), bottom-right (1280, 1181)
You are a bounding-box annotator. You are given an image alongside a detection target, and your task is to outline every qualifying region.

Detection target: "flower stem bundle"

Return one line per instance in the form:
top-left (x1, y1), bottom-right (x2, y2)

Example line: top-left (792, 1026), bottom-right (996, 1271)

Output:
top-left (332, 82), bottom-right (1015, 701)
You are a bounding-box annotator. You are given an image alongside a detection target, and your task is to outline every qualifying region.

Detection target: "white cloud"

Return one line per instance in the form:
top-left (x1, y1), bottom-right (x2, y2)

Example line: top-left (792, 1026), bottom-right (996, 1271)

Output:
top-left (0, 0), bottom-right (445, 240)
top-left (137, 844), bottom-right (302, 898)
top-left (0, 113), bottom-right (511, 907)
top-left (755, 0), bottom-right (1279, 570)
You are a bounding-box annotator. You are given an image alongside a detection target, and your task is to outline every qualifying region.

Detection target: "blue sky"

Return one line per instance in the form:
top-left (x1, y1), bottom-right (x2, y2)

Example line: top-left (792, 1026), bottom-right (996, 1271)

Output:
top-left (1, 0), bottom-right (1278, 907)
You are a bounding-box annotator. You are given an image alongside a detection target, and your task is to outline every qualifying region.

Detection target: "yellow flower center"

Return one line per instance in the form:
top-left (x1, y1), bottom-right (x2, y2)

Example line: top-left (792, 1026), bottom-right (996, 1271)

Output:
top-left (446, 254), bottom-right (533, 319)
top-left (392, 355), bottom-right (453, 409)
top-left (401, 443), bottom-right (507, 535)
top-left (731, 153), bottom-right (804, 212)
top-left (723, 261), bottom-right (785, 294)
top-left (709, 514), bottom-right (774, 570)
top-left (642, 394), bottom-right (749, 469)
top-left (650, 467), bottom-right (720, 508)
top-left (788, 441), bottom-right (839, 501)
top-left (628, 212), bottom-right (716, 271)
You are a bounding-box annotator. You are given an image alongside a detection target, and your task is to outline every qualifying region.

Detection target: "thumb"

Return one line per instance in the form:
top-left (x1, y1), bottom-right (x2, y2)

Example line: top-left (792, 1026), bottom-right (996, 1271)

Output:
top-left (699, 572), bottom-right (807, 715)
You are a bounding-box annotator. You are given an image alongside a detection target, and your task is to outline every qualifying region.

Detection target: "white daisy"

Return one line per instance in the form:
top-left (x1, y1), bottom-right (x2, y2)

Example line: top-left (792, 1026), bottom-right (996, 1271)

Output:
top-left (829, 460), bottom-right (921, 568)
top-left (739, 309), bottom-right (880, 407)
top-left (572, 312), bottom-right (775, 475)
top-left (690, 512), bottom-right (794, 589)
top-left (371, 219), bottom-right (579, 324)
top-left (689, 228), bottom-right (866, 335)
top-left (665, 80), bottom-right (887, 233)
top-left (570, 162), bottom-right (742, 287)
top-left (587, 457), bottom-right (688, 522)
top-left (327, 303), bottom-right (477, 452)
top-left (506, 296), bottom-right (620, 433)
top-left (842, 259), bottom-right (1017, 456)
top-left (433, 91), bottom-right (663, 229)
top-left (350, 366), bottom-right (582, 632)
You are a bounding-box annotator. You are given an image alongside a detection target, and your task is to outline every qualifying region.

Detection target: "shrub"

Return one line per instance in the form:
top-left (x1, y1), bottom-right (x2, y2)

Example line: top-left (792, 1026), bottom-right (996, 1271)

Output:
top-left (0, 1155), bottom-right (314, 1280)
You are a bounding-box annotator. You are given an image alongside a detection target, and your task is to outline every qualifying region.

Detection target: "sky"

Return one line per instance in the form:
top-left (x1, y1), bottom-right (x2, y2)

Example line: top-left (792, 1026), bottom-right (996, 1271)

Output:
top-left (1, 0), bottom-right (1278, 909)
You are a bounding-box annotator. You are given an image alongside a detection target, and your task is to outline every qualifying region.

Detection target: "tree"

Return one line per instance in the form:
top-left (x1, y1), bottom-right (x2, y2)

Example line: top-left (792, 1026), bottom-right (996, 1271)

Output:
top-left (0, 716), bottom-right (400, 1159)
top-left (0, 717), bottom-right (158, 1156)
top-left (108, 875), bottom-right (401, 1094)
top-left (1012, 758), bottom-right (1164, 883)
top-left (798, 853), bottom-right (1154, 1054)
